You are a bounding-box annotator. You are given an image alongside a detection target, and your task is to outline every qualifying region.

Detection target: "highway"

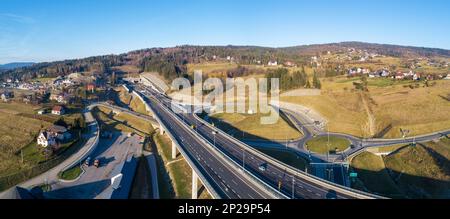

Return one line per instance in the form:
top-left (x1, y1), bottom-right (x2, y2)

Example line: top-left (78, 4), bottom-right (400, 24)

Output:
top-left (278, 108), bottom-right (450, 162)
top-left (134, 83), bottom-right (381, 199)
top-left (142, 92), bottom-right (275, 199)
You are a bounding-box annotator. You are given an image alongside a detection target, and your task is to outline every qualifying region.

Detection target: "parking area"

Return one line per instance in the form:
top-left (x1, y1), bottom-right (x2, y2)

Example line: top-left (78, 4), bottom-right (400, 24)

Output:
top-left (44, 132), bottom-right (143, 199)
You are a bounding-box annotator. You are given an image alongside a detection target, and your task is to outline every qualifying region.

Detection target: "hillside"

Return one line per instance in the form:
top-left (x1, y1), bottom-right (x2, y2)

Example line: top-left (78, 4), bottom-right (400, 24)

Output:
top-left (0, 62), bottom-right (34, 71)
top-left (351, 138), bottom-right (450, 198)
top-left (281, 42), bottom-right (450, 58)
top-left (2, 42), bottom-right (449, 82)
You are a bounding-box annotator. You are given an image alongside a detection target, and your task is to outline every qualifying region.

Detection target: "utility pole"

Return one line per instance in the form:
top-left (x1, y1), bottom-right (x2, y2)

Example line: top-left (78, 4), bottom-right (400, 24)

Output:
top-left (291, 175), bottom-right (295, 199)
top-left (285, 132), bottom-right (288, 149)
top-left (242, 149), bottom-right (245, 171)
top-left (327, 125), bottom-right (330, 163)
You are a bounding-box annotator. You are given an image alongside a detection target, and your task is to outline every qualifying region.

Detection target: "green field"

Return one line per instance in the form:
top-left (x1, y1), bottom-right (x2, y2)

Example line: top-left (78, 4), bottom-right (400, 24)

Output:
top-left (93, 106), bottom-right (153, 136)
top-left (350, 152), bottom-right (403, 197)
top-left (306, 136), bottom-right (350, 154)
top-left (257, 148), bottom-right (308, 171)
top-left (0, 102), bottom-right (53, 176)
top-left (153, 133), bottom-right (211, 199)
top-left (59, 165), bottom-right (82, 180)
top-left (208, 112), bottom-right (302, 141)
top-left (351, 138), bottom-right (450, 198)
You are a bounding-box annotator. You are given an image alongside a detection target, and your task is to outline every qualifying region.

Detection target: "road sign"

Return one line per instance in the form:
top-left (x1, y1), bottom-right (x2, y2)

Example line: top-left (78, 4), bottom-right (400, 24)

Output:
top-left (349, 172), bottom-right (358, 178)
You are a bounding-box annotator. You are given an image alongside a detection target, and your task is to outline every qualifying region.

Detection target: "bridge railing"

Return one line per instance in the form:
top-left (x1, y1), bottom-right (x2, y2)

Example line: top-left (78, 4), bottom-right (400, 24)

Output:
top-left (192, 111), bottom-right (386, 199)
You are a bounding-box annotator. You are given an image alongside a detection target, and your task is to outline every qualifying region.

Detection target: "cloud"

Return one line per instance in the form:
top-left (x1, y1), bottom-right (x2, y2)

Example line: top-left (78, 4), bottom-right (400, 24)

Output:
top-left (0, 13), bottom-right (36, 24)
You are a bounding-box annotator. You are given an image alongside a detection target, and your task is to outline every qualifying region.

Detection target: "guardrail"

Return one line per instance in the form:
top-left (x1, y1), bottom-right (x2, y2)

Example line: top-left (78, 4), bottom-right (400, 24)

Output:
top-left (169, 103), bottom-right (287, 199)
top-left (132, 91), bottom-right (222, 199)
top-left (136, 83), bottom-right (384, 199)
top-left (59, 107), bottom-right (100, 174)
top-left (192, 111), bottom-right (385, 199)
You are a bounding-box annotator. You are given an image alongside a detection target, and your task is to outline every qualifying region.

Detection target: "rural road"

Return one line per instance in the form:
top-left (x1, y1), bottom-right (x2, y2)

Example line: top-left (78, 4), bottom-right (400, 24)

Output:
top-left (0, 106), bottom-right (100, 199)
top-left (244, 107), bottom-right (450, 163)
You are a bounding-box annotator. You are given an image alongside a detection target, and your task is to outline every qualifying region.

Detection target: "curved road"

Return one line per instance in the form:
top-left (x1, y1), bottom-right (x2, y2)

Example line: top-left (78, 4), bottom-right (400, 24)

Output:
top-left (245, 107), bottom-right (450, 163)
top-left (0, 106), bottom-right (99, 199)
top-left (135, 83), bottom-right (382, 199)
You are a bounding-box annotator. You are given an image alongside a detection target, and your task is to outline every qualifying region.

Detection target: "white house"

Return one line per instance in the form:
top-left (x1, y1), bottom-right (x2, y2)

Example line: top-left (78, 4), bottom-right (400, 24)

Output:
top-left (37, 131), bottom-right (57, 147)
top-left (51, 105), bottom-right (65, 115)
top-left (444, 74), bottom-right (450, 80)
top-left (0, 91), bottom-right (14, 102)
top-left (380, 70), bottom-right (390, 77)
top-left (413, 73), bottom-right (421, 81)
top-left (268, 60), bottom-right (278, 66)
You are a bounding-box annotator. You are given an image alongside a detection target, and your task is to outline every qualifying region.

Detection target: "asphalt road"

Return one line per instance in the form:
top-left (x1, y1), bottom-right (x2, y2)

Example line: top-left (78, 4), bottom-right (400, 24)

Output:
top-left (279, 109), bottom-right (450, 162)
top-left (134, 84), bottom-right (369, 199)
top-left (142, 91), bottom-right (274, 199)
top-left (0, 107), bottom-right (99, 199)
top-left (44, 133), bottom-right (142, 199)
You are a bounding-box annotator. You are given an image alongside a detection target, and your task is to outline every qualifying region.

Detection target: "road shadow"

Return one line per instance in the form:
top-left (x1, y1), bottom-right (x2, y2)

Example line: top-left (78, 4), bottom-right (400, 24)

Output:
top-left (44, 179), bottom-right (111, 199)
top-left (350, 144), bottom-right (450, 199)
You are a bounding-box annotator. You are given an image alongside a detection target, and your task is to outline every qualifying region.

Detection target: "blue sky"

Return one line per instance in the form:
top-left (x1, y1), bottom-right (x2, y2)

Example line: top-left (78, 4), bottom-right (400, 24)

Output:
top-left (1, 0), bottom-right (450, 64)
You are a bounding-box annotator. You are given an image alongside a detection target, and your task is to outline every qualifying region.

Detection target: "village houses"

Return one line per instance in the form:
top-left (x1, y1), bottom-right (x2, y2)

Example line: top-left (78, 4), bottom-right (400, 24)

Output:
top-left (37, 125), bottom-right (72, 147)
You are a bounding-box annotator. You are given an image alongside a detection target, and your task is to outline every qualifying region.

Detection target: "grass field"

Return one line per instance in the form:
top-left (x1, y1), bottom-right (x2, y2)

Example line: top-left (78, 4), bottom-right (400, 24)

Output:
top-left (282, 78), bottom-right (450, 138)
top-left (93, 106), bottom-right (153, 136)
top-left (384, 139), bottom-right (450, 198)
top-left (306, 136), bottom-right (350, 154)
top-left (208, 112), bottom-right (302, 141)
top-left (351, 138), bottom-right (450, 198)
top-left (115, 86), bottom-right (149, 115)
top-left (153, 133), bottom-right (211, 199)
top-left (257, 148), bottom-right (308, 171)
top-left (0, 102), bottom-right (53, 176)
top-left (350, 152), bottom-right (403, 197)
top-left (187, 61), bottom-right (317, 77)
top-left (59, 165), bottom-right (82, 180)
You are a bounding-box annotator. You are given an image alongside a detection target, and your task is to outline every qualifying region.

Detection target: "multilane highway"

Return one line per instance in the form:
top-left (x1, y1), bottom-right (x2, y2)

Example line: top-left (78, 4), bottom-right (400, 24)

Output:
top-left (134, 83), bottom-right (381, 199)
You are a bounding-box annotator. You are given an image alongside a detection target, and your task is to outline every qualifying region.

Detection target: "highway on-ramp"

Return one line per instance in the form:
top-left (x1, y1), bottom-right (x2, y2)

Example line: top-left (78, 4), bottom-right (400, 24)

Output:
top-left (134, 83), bottom-right (381, 199)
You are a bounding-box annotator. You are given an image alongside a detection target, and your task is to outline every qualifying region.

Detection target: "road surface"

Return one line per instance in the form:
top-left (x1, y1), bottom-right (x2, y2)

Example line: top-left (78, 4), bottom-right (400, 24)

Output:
top-left (45, 132), bottom-right (142, 199)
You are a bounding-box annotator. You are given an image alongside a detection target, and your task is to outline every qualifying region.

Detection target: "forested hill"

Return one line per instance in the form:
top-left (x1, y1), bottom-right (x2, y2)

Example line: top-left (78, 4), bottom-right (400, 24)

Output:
top-left (2, 42), bottom-right (449, 82)
top-left (0, 62), bottom-right (35, 71)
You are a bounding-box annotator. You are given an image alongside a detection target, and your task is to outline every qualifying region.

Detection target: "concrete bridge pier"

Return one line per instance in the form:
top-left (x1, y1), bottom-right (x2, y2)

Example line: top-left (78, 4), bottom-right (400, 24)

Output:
top-left (192, 170), bottom-right (198, 199)
top-left (172, 141), bottom-right (178, 159)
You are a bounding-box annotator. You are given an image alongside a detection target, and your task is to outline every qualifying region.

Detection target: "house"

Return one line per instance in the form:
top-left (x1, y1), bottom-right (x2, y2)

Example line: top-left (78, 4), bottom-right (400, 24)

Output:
top-left (86, 83), bottom-right (95, 92)
top-left (394, 72), bottom-right (405, 80)
top-left (37, 131), bottom-right (57, 147)
top-left (368, 73), bottom-right (378, 78)
top-left (50, 92), bottom-right (70, 104)
top-left (284, 61), bottom-right (296, 67)
top-left (413, 73), bottom-right (421, 81)
top-left (47, 125), bottom-right (71, 141)
top-left (268, 60), bottom-right (278, 66)
top-left (380, 70), bottom-right (390, 77)
top-left (37, 109), bottom-right (46, 115)
top-left (37, 125), bottom-right (71, 147)
top-left (444, 74), bottom-right (450, 80)
top-left (51, 105), bottom-right (65, 115)
top-left (1, 91), bottom-right (14, 102)
top-left (361, 68), bottom-right (370, 74)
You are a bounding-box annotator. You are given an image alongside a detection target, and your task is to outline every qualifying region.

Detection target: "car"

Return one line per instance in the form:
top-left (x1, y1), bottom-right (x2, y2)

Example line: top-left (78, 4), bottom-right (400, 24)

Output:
top-left (94, 159), bottom-right (100, 168)
top-left (258, 163), bottom-right (267, 171)
top-left (84, 157), bottom-right (91, 166)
